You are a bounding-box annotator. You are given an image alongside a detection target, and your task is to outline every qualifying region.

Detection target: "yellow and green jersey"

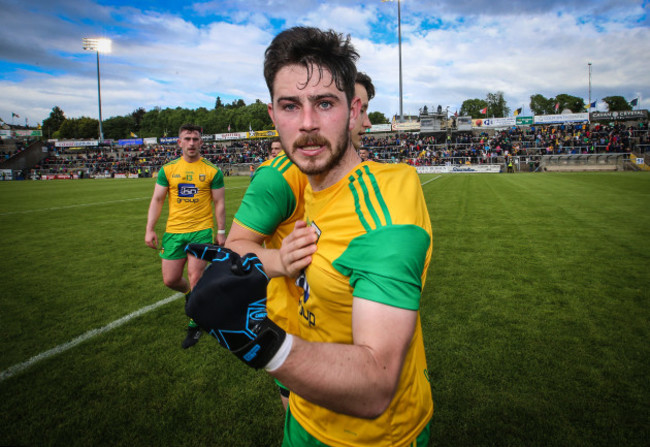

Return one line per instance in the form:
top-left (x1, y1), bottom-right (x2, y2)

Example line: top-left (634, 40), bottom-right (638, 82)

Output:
top-left (156, 157), bottom-right (224, 234)
top-left (291, 161), bottom-right (433, 446)
top-left (232, 152), bottom-right (308, 335)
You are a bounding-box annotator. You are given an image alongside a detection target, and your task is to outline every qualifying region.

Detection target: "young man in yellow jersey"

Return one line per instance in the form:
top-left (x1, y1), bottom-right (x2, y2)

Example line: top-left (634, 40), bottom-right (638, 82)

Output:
top-left (185, 28), bottom-right (433, 445)
top-left (145, 124), bottom-right (226, 349)
top-left (223, 73), bottom-right (375, 410)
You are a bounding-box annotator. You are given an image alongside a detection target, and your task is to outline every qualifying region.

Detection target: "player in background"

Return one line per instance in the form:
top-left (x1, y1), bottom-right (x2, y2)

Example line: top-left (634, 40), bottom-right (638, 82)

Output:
top-left (269, 137), bottom-right (283, 159)
top-left (352, 71), bottom-right (374, 154)
top-left (145, 123), bottom-right (226, 349)
top-left (359, 148), bottom-right (370, 161)
top-left (224, 73), bottom-right (375, 410)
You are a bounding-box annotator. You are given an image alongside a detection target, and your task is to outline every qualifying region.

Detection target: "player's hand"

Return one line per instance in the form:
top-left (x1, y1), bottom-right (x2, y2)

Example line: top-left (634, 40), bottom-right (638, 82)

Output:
top-left (279, 220), bottom-right (318, 278)
top-left (145, 229), bottom-right (159, 249)
top-left (185, 246), bottom-right (287, 369)
top-left (214, 232), bottom-right (226, 246)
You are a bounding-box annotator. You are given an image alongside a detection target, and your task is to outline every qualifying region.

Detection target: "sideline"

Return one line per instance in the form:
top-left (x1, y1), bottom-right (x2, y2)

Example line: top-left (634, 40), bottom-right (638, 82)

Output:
top-left (421, 175), bottom-right (442, 186)
top-left (0, 293), bottom-right (183, 383)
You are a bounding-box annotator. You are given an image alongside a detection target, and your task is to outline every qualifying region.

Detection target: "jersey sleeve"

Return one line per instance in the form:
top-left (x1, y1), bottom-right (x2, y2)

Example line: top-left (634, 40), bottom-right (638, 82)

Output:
top-left (210, 168), bottom-right (224, 189)
top-left (233, 166), bottom-right (297, 236)
top-left (332, 224), bottom-right (431, 310)
top-left (156, 166), bottom-right (169, 187)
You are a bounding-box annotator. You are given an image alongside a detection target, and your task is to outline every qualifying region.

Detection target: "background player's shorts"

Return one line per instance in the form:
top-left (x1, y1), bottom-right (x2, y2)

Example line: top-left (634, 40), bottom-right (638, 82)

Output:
top-left (276, 379), bottom-right (290, 398)
top-left (160, 229), bottom-right (213, 260)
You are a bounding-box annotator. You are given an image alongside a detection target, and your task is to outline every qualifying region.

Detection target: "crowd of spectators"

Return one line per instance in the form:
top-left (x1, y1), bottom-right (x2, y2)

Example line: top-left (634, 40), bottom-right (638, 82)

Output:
top-left (5, 121), bottom-right (648, 178)
top-left (360, 122), bottom-right (648, 166)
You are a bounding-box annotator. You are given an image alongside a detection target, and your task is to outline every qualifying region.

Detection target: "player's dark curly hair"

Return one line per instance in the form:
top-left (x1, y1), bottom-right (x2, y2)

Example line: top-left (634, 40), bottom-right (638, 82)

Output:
top-left (264, 27), bottom-right (359, 105)
top-left (356, 72), bottom-right (375, 101)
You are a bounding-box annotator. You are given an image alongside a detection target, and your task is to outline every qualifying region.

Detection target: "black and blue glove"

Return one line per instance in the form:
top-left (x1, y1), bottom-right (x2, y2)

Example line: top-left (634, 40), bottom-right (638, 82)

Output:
top-left (184, 244), bottom-right (287, 369)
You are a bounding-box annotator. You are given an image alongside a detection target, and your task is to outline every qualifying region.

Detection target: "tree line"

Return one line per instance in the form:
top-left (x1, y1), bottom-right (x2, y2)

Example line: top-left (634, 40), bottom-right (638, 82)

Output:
top-left (41, 93), bottom-right (636, 140)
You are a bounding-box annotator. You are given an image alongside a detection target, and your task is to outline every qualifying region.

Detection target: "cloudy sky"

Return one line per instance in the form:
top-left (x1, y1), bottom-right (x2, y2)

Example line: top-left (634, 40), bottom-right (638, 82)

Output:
top-left (1, 0), bottom-right (648, 127)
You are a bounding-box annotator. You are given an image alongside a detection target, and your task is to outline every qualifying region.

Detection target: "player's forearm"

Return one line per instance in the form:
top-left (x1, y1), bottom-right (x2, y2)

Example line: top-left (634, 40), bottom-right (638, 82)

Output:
top-left (145, 200), bottom-right (163, 231)
top-left (215, 202), bottom-right (226, 231)
top-left (270, 337), bottom-right (397, 418)
top-left (225, 239), bottom-right (286, 278)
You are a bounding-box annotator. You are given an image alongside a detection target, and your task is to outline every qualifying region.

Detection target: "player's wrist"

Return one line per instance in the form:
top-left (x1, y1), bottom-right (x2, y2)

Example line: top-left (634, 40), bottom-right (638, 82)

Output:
top-left (217, 229), bottom-right (226, 234)
top-left (264, 333), bottom-right (293, 372)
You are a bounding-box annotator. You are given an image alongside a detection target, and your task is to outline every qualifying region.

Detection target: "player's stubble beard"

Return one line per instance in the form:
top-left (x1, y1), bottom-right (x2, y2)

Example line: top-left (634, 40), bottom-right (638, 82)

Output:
top-left (284, 126), bottom-right (350, 176)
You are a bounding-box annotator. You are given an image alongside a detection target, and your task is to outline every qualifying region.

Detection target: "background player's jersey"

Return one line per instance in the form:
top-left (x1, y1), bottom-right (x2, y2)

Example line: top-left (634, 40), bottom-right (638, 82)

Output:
top-left (291, 161), bottom-right (433, 447)
top-left (232, 152), bottom-right (307, 335)
top-left (157, 157), bottom-right (224, 234)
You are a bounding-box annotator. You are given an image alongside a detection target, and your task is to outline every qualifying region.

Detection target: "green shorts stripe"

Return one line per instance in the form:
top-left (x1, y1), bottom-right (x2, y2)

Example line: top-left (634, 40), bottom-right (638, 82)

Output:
top-left (160, 229), bottom-right (213, 260)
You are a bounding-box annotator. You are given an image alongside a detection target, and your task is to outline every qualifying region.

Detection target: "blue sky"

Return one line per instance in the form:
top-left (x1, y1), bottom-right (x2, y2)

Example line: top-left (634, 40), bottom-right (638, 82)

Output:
top-left (0, 0), bottom-right (648, 126)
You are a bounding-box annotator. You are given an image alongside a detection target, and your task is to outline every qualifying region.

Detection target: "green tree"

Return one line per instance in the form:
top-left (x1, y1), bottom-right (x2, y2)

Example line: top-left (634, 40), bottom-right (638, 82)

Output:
top-left (368, 111), bottom-right (389, 124)
top-left (486, 91), bottom-right (510, 118)
top-left (602, 96), bottom-right (633, 112)
top-left (460, 98), bottom-right (488, 119)
top-left (215, 96), bottom-right (224, 109)
top-left (58, 117), bottom-right (99, 139)
top-left (530, 94), bottom-right (554, 115)
top-left (103, 115), bottom-right (136, 140)
top-left (131, 107), bottom-right (146, 134)
top-left (41, 106), bottom-right (66, 139)
top-left (556, 94), bottom-right (585, 113)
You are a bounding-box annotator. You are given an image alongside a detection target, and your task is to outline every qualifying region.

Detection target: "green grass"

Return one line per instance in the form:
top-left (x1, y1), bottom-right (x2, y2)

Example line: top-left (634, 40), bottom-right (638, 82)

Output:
top-left (0, 172), bottom-right (648, 446)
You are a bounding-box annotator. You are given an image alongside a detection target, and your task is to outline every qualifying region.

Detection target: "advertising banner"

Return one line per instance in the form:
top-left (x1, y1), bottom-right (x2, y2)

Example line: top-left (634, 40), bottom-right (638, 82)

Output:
top-left (144, 137), bottom-right (158, 145)
top-left (14, 130), bottom-right (42, 137)
top-left (392, 121), bottom-right (421, 132)
top-left (118, 138), bottom-right (143, 146)
top-left (590, 110), bottom-right (648, 121)
top-left (416, 165), bottom-right (502, 174)
top-left (159, 137), bottom-right (178, 144)
top-left (533, 113), bottom-right (589, 124)
top-left (472, 117), bottom-right (516, 128)
top-left (54, 140), bottom-right (99, 148)
top-left (369, 124), bottom-right (392, 133)
top-left (516, 116), bottom-right (534, 125)
top-left (248, 130), bottom-right (279, 139)
top-left (214, 132), bottom-right (248, 141)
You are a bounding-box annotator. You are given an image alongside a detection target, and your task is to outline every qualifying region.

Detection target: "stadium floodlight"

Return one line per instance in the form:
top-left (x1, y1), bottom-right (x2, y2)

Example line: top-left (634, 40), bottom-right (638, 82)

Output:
top-left (382, 0), bottom-right (404, 122)
top-left (82, 37), bottom-right (111, 143)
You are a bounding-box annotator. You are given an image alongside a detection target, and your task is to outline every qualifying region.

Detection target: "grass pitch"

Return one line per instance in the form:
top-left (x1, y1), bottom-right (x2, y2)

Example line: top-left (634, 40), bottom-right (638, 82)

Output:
top-left (0, 172), bottom-right (648, 446)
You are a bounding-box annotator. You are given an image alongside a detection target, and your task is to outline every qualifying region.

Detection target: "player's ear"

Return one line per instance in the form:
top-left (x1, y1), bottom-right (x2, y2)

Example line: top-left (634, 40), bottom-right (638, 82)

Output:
top-left (348, 95), bottom-right (361, 131)
top-left (267, 102), bottom-right (276, 127)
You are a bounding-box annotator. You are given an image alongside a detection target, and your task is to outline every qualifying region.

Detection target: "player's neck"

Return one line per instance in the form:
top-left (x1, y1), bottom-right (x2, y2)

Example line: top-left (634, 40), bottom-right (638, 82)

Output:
top-left (182, 153), bottom-right (202, 163)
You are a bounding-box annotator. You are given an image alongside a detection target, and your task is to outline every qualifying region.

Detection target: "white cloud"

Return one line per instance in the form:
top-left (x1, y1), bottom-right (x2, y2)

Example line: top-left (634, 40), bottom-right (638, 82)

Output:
top-left (0, 0), bottom-right (648, 124)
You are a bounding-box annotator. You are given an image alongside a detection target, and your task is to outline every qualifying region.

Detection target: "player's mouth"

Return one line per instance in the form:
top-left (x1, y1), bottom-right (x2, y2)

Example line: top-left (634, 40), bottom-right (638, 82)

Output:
top-left (293, 134), bottom-right (330, 156)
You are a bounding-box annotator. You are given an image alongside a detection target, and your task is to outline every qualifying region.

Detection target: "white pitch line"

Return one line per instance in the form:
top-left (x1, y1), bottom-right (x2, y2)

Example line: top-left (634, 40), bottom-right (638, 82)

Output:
top-left (421, 175), bottom-right (442, 186)
top-left (0, 197), bottom-right (150, 216)
top-left (0, 292), bottom-right (183, 383)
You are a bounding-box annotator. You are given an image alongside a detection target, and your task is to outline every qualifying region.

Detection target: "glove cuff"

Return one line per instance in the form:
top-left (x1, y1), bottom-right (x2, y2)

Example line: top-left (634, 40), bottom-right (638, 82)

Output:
top-left (232, 318), bottom-right (286, 369)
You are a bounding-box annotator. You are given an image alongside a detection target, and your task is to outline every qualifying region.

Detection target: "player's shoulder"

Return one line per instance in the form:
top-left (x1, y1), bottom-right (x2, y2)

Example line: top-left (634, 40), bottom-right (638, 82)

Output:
top-left (351, 161), bottom-right (418, 185)
top-left (263, 152), bottom-right (296, 173)
top-left (161, 157), bottom-right (182, 169)
top-left (199, 157), bottom-right (220, 171)
top-left (257, 153), bottom-right (306, 186)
